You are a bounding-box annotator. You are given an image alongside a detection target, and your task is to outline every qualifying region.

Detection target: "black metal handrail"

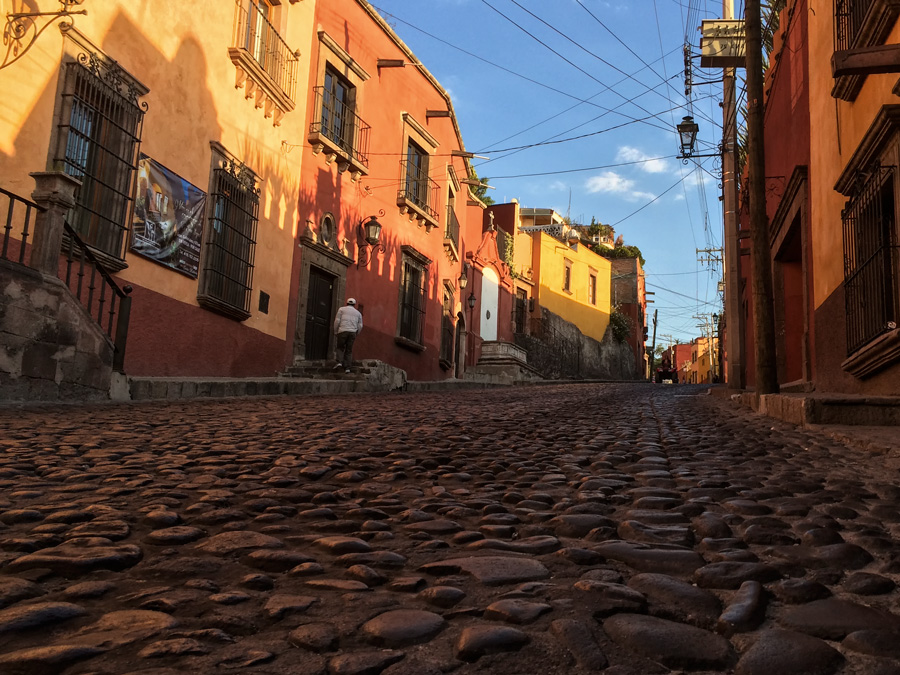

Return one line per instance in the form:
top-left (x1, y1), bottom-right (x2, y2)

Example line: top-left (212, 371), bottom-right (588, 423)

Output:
top-left (62, 221), bottom-right (133, 372)
top-left (398, 159), bottom-right (440, 221)
top-left (309, 86), bottom-right (371, 167)
top-left (835, 0), bottom-right (875, 51)
top-left (234, 0), bottom-right (298, 99)
top-left (0, 187), bottom-right (38, 266)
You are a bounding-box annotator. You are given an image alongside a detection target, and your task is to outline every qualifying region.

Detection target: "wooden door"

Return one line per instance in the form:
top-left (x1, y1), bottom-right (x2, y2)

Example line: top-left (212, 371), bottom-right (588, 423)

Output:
top-left (305, 267), bottom-right (334, 360)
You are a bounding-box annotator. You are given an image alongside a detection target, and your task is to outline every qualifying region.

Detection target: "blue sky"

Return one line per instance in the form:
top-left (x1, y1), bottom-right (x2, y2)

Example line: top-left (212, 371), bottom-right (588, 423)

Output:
top-left (369, 0), bottom-right (729, 345)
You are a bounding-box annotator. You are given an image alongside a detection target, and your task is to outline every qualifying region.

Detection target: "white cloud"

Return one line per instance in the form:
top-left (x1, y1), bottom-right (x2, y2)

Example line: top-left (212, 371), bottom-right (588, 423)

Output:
top-left (548, 180), bottom-right (567, 192)
top-left (617, 146), bottom-right (669, 174)
top-left (585, 171), bottom-right (656, 202)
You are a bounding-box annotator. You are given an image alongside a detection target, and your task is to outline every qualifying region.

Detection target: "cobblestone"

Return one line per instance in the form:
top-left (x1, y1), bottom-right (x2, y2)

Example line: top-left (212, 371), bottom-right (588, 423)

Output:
top-left (0, 383), bottom-right (898, 673)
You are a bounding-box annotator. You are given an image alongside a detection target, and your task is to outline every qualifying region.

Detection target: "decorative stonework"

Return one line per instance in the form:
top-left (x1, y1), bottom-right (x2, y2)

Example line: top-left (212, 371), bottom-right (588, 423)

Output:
top-left (229, 47), bottom-right (296, 127)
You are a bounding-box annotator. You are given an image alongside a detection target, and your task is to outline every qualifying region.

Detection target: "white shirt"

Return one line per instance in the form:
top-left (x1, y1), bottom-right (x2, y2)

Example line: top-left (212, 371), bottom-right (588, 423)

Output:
top-left (334, 305), bottom-right (363, 335)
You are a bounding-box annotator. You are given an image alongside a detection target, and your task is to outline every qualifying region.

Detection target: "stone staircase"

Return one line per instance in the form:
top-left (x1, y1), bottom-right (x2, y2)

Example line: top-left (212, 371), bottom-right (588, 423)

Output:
top-left (281, 359), bottom-right (408, 391)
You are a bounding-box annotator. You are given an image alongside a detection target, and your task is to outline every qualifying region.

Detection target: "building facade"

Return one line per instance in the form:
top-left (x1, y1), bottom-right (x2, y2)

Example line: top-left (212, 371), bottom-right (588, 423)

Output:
top-left (0, 0), bottom-right (491, 384)
top-left (290, 0), bottom-right (484, 381)
top-left (738, 0), bottom-right (900, 396)
top-left (1, 0), bottom-right (316, 377)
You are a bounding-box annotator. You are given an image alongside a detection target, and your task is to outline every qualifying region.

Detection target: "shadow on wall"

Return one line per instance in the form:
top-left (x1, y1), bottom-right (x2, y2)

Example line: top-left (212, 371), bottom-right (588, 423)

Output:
top-left (515, 307), bottom-right (636, 380)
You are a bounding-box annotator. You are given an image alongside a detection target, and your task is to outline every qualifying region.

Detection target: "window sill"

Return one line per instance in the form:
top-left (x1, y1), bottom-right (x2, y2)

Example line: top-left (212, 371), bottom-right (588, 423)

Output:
top-left (395, 335), bottom-right (426, 353)
top-left (439, 358), bottom-right (452, 371)
top-left (308, 130), bottom-right (369, 177)
top-left (397, 195), bottom-right (439, 232)
top-left (198, 293), bottom-right (251, 322)
top-left (842, 326), bottom-right (900, 378)
top-left (228, 47), bottom-right (296, 126)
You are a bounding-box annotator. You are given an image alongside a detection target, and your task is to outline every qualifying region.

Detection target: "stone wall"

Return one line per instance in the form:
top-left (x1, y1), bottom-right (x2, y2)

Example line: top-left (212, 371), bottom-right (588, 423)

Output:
top-left (514, 306), bottom-right (637, 380)
top-left (0, 260), bottom-right (113, 401)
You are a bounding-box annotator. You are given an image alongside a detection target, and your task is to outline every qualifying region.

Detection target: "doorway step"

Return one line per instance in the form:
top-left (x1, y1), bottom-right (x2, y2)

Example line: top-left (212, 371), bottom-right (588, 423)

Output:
top-left (281, 359), bottom-right (407, 390)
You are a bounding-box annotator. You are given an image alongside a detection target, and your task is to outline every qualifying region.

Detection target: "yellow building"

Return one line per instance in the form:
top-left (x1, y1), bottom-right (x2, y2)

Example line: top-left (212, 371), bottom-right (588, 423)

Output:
top-left (690, 336), bottom-right (712, 384)
top-left (491, 202), bottom-right (611, 343)
top-left (531, 231), bottom-right (611, 342)
top-left (0, 0), bottom-right (315, 376)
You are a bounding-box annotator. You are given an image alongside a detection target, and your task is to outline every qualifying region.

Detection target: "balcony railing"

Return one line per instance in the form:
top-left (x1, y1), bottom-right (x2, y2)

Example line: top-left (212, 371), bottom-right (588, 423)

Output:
top-left (398, 159), bottom-right (439, 222)
top-left (234, 1), bottom-right (298, 100)
top-left (444, 206), bottom-right (460, 248)
top-left (835, 0), bottom-right (876, 51)
top-left (309, 86), bottom-right (370, 167)
top-left (62, 222), bottom-right (133, 372)
top-left (1, 187), bottom-right (37, 267)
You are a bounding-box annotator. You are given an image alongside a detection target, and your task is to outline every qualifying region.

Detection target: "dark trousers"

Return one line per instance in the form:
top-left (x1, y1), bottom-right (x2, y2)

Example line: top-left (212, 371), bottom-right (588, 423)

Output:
top-left (336, 331), bottom-right (357, 366)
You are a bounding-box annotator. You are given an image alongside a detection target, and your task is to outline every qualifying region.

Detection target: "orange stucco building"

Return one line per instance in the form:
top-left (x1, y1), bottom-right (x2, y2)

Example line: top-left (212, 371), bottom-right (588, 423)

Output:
top-left (739, 0), bottom-right (900, 395)
top-left (0, 0), bottom-right (491, 383)
top-left (1, 0), bottom-right (316, 377)
top-left (289, 0), bottom-right (488, 381)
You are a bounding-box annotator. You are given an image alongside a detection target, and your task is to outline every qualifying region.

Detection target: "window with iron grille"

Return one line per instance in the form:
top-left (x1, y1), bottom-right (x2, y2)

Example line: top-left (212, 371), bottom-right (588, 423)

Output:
top-left (56, 56), bottom-right (146, 261)
top-left (198, 157), bottom-right (259, 321)
top-left (514, 288), bottom-right (527, 334)
top-left (321, 66), bottom-right (354, 154)
top-left (404, 140), bottom-right (430, 212)
top-left (399, 253), bottom-right (428, 346)
top-left (842, 164), bottom-right (899, 354)
top-left (589, 273), bottom-right (597, 305)
top-left (563, 260), bottom-right (572, 292)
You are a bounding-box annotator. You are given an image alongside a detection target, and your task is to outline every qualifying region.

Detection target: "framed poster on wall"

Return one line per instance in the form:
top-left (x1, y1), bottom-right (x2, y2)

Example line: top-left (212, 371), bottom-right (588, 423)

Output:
top-left (131, 155), bottom-right (206, 278)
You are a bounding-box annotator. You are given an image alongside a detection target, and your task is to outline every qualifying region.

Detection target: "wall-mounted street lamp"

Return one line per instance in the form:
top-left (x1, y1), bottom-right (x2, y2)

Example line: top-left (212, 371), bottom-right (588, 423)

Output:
top-left (467, 293), bottom-right (477, 310)
top-left (676, 116), bottom-right (721, 163)
top-left (3, 0), bottom-right (87, 70)
top-left (357, 210), bottom-right (386, 268)
top-left (458, 261), bottom-right (472, 289)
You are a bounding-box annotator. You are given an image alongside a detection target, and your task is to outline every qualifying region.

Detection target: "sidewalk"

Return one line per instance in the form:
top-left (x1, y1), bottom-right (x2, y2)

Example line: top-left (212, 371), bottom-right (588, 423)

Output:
top-left (710, 386), bottom-right (899, 453)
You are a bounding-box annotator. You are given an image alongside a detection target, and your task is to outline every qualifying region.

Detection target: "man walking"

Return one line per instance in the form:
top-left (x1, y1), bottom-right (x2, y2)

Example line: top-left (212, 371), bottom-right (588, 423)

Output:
top-left (334, 298), bottom-right (363, 373)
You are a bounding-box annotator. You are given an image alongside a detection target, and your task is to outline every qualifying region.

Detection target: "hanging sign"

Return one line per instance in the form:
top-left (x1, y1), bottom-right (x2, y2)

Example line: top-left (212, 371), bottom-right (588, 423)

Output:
top-left (700, 20), bottom-right (746, 68)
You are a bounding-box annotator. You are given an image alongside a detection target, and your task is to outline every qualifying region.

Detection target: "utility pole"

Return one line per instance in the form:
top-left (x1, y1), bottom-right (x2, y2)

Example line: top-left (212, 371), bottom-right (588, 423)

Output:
top-left (696, 247), bottom-right (723, 269)
top-left (745, 0), bottom-right (779, 395)
top-left (722, 18), bottom-right (745, 391)
top-left (648, 309), bottom-right (658, 381)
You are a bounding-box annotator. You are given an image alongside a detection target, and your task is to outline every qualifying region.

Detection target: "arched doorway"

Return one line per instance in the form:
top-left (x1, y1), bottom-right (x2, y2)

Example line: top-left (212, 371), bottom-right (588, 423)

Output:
top-left (481, 267), bottom-right (499, 341)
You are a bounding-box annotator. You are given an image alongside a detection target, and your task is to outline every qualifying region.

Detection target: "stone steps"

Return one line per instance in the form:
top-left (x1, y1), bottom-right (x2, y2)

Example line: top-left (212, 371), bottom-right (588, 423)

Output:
top-left (281, 360), bottom-right (373, 380)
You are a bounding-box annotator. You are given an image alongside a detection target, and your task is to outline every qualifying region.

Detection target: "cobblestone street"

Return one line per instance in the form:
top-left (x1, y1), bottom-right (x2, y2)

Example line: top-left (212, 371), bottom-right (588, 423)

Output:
top-left (1, 384), bottom-right (900, 675)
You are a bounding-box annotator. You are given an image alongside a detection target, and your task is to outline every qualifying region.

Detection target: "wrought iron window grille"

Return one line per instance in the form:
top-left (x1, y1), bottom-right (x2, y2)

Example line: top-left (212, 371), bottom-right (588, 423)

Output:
top-left (56, 52), bottom-right (147, 262)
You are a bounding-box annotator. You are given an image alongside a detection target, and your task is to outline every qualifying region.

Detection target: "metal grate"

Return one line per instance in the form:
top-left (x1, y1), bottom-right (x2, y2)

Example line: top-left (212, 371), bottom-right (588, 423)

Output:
top-left (309, 83), bottom-right (370, 167)
top-left (842, 164), bottom-right (899, 354)
top-left (399, 144), bottom-right (439, 221)
top-left (399, 259), bottom-right (426, 344)
top-left (57, 58), bottom-right (144, 258)
top-left (199, 162), bottom-right (259, 318)
top-left (514, 289), bottom-right (527, 334)
top-left (234, 0), bottom-right (298, 100)
top-left (445, 204), bottom-right (460, 249)
top-left (835, 0), bottom-right (876, 51)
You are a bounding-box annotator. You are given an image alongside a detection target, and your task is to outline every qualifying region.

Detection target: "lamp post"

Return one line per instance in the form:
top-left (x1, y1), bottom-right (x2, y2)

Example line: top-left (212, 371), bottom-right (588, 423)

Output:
top-left (676, 116), bottom-right (721, 163)
top-left (357, 211), bottom-right (385, 268)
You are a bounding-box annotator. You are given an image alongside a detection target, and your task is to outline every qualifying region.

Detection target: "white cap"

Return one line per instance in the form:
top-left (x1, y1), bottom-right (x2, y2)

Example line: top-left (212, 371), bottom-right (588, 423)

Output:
top-left (347, 298), bottom-right (356, 305)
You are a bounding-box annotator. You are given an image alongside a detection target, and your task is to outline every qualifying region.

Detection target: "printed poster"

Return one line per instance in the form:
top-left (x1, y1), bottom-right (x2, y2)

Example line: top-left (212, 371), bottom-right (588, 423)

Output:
top-left (132, 155), bottom-right (206, 278)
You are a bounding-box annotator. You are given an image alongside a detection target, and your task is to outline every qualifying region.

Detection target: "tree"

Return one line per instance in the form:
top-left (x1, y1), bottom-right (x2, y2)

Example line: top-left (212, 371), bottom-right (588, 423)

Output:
top-left (468, 168), bottom-right (494, 206)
